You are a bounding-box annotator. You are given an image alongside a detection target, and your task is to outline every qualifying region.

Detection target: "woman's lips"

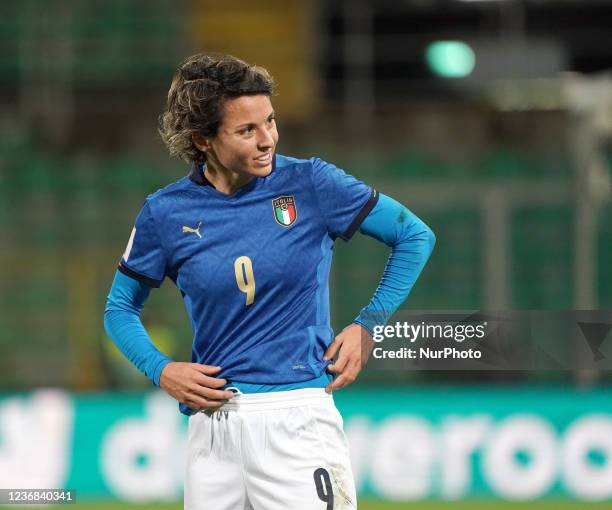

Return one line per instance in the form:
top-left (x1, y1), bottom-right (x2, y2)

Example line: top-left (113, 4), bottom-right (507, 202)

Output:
top-left (254, 152), bottom-right (272, 166)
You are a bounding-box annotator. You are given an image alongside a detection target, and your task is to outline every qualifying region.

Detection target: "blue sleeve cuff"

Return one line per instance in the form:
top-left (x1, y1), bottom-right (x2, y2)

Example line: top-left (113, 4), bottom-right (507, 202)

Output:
top-left (152, 358), bottom-right (173, 387)
top-left (353, 312), bottom-right (387, 336)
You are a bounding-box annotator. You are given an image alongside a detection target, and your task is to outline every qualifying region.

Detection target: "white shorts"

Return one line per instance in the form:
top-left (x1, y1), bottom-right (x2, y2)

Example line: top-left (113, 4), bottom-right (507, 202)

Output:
top-left (184, 388), bottom-right (357, 510)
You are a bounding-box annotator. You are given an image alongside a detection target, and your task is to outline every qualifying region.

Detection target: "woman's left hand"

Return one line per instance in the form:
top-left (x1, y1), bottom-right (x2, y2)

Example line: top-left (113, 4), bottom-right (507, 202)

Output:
top-left (324, 323), bottom-right (374, 393)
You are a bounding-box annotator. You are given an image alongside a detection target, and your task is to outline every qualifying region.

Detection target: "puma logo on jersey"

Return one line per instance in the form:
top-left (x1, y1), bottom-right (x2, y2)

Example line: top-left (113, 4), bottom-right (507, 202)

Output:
top-left (182, 221), bottom-right (202, 238)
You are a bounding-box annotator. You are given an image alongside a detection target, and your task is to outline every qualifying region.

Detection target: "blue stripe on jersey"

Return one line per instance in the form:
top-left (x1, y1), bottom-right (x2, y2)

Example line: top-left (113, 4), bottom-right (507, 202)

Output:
top-left (316, 234), bottom-right (334, 325)
top-left (224, 372), bottom-right (332, 394)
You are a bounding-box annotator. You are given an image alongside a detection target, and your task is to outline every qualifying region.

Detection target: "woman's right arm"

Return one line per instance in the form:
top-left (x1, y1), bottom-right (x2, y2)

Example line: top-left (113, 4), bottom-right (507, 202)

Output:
top-left (103, 270), bottom-right (234, 409)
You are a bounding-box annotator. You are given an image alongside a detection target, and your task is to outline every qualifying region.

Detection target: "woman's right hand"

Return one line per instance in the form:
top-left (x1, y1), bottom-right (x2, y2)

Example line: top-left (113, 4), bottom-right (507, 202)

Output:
top-left (159, 362), bottom-right (235, 411)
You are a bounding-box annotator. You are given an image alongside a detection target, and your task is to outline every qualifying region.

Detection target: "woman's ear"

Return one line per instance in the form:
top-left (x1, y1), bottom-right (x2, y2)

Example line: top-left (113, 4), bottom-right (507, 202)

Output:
top-left (192, 133), bottom-right (210, 152)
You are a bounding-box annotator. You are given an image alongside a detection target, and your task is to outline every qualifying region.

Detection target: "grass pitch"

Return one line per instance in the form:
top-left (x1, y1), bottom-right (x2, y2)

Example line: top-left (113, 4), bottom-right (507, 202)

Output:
top-left (48, 501), bottom-right (612, 509)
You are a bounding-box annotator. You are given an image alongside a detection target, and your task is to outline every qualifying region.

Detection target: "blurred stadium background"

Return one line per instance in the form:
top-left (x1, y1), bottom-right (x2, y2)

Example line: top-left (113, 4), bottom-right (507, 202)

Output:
top-left (1, 0), bottom-right (612, 508)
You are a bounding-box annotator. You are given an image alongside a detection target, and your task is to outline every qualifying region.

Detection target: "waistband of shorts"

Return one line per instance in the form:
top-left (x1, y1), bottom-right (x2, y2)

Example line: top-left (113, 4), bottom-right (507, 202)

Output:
top-left (208, 387), bottom-right (334, 412)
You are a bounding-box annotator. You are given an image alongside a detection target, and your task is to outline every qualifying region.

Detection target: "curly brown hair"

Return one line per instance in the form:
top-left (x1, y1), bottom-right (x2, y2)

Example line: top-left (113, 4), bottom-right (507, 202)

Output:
top-left (158, 53), bottom-right (275, 163)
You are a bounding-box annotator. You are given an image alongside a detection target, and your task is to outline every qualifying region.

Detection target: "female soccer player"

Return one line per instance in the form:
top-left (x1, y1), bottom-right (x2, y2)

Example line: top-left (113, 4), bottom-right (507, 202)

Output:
top-left (104, 53), bottom-right (435, 510)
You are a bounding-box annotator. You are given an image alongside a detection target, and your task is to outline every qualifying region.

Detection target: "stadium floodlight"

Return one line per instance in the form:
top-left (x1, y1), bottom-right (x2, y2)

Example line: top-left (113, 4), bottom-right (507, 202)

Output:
top-left (425, 41), bottom-right (476, 78)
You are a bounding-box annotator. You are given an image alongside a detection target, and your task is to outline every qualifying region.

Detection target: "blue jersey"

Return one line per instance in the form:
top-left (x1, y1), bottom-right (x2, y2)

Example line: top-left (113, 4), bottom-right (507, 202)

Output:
top-left (119, 154), bottom-right (377, 391)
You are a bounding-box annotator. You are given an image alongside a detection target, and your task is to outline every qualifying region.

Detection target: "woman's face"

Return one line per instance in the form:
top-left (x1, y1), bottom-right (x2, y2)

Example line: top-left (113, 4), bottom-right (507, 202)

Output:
top-left (199, 94), bottom-right (278, 177)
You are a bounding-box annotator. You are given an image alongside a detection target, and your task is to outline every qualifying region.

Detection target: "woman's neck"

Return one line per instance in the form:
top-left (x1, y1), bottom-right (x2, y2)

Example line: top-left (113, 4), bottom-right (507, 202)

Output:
top-left (204, 153), bottom-right (254, 195)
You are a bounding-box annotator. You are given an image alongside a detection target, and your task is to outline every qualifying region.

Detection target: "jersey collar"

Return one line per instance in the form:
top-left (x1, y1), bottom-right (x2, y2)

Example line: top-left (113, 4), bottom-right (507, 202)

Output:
top-left (188, 154), bottom-right (278, 189)
top-left (189, 162), bottom-right (216, 187)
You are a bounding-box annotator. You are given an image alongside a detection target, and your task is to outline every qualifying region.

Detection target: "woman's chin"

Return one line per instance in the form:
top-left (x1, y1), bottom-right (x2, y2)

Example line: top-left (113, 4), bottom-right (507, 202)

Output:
top-left (250, 163), bottom-right (273, 176)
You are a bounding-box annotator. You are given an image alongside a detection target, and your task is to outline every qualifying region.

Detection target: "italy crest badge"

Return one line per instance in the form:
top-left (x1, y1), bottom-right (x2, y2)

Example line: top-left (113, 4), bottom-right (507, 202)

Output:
top-left (272, 196), bottom-right (297, 227)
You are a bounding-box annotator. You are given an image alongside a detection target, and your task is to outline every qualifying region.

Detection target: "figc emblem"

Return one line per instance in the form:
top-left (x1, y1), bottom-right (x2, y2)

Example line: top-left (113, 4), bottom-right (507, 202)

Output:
top-left (272, 196), bottom-right (297, 227)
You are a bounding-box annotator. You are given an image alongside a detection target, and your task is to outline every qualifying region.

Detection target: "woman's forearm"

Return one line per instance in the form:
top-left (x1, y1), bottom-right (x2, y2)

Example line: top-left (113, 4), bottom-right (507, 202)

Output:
top-left (353, 193), bottom-right (436, 334)
top-left (103, 270), bottom-right (172, 385)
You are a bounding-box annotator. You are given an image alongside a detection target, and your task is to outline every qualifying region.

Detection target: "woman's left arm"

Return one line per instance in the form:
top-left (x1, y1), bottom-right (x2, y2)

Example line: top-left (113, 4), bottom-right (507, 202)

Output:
top-left (325, 192), bottom-right (436, 391)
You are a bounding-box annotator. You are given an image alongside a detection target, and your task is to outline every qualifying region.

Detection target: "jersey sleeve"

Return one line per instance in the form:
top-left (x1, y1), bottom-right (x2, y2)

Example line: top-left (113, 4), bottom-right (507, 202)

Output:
top-left (310, 157), bottom-right (379, 241)
top-left (118, 200), bottom-right (167, 287)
